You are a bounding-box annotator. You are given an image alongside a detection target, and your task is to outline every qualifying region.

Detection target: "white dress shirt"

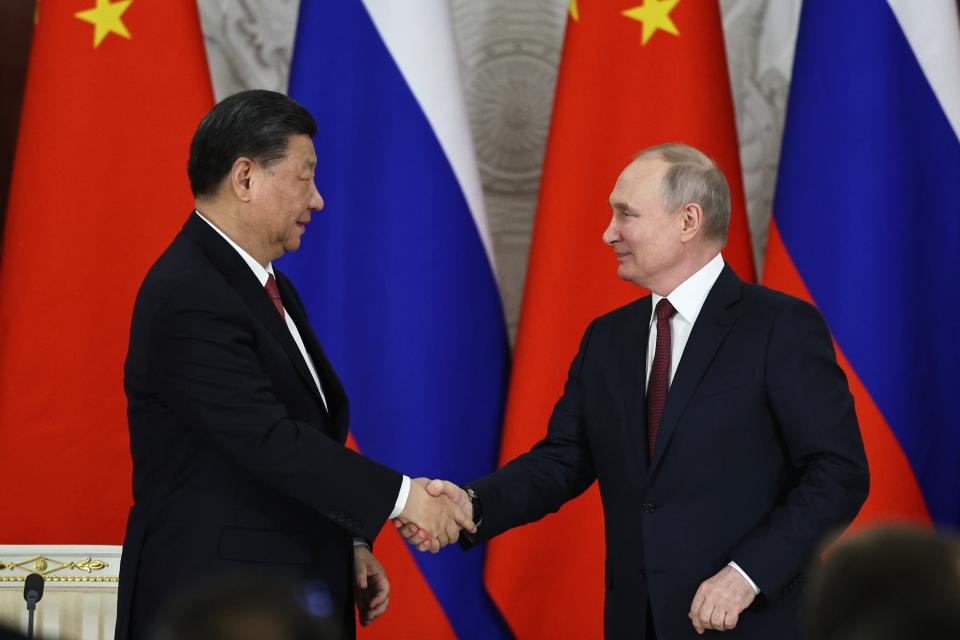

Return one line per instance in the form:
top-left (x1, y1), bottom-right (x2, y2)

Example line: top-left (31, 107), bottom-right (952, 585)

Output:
top-left (644, 252), bottom-right (760, 594)
top-left (195, 211), bottom-right (410, 522)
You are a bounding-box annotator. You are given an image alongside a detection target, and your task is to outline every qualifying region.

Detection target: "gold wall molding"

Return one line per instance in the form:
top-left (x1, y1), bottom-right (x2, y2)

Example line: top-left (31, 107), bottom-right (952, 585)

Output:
top-left (0, 545), bottom-right (121, 589)
top-left (0, 555), bottom-right (112, 581)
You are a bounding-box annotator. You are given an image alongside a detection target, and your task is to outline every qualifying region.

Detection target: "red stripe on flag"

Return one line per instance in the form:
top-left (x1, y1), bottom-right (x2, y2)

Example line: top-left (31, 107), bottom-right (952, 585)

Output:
top-left (763, 219), bottom-right (930, 528)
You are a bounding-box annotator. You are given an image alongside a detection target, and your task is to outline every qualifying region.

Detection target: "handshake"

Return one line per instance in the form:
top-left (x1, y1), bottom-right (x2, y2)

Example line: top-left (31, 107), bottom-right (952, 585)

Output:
top-left (393, 478), bottom-right (475, 553)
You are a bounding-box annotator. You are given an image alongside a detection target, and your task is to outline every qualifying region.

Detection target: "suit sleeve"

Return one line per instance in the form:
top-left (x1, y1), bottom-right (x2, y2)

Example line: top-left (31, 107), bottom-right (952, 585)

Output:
top-left (730, 298), bottom-right (869, 596)
top-left (149, 278), bottom-right (402, 542)
top-left (468, 321), bottom-right (599, 543)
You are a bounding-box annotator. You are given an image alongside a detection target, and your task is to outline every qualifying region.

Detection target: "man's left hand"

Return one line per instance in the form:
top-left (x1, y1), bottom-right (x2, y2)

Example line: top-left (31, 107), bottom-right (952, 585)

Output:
top-left (354, 545), bottom-right (390, 626)
top-left (688, 565), bottom-right (756, 634)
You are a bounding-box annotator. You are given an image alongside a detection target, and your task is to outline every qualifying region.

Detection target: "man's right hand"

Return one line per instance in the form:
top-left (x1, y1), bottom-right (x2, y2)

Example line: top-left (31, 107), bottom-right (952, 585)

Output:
top-left (395, 477), bottom-right (475, 553)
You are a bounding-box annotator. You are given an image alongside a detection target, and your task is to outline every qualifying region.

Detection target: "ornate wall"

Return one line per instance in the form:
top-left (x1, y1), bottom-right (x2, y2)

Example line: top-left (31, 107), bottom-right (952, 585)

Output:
top-left (197, 0), bottom-right (803, 340)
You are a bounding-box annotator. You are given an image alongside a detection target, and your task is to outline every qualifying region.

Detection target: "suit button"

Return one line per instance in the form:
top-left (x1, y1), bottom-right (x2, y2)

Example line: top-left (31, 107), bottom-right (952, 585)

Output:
top-left (641, 503), bottom-right (655, 513)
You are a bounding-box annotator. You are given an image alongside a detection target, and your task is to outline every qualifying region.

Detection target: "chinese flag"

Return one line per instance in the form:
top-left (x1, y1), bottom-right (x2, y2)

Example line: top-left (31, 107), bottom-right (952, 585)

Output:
top-left (0, 0), bottom-right (212, 542)
top-left (484, 1), bottom-right (755, 637)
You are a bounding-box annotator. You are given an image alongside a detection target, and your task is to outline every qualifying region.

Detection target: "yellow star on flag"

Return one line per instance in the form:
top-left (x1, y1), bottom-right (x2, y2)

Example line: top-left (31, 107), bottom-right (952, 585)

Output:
top-left (623, 0), bottom-right (681, 46)
top-left (569, 0), bottom-right (579, 22)
top-left (75, 0), bottom-right (133, 48)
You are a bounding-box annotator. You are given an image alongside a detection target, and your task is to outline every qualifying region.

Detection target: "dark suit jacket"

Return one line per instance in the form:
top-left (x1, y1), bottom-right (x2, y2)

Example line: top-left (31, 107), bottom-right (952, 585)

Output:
top-left (469, 266), bottom-right (869, 639)
top-left (115, 213), bottom-right (402, 639)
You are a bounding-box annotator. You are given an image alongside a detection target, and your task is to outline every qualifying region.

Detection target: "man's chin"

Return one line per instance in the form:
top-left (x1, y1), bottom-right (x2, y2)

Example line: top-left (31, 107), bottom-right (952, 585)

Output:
top-left (616, 266), bottom-right (646, 288)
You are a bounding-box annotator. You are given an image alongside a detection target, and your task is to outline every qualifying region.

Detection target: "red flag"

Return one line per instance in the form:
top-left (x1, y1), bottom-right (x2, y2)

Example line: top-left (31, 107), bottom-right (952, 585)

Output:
top-left (484, 2), bottom-right (755, 636)
top-left (0, 0), bottom-right (212, 543)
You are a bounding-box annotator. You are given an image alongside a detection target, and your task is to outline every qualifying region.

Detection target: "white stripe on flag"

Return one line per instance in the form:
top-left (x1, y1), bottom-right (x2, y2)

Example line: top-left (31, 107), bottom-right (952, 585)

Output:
top-left (887, 0), bottom-right (960, 143)
top-left (360, 0), bottom-right (496, 269)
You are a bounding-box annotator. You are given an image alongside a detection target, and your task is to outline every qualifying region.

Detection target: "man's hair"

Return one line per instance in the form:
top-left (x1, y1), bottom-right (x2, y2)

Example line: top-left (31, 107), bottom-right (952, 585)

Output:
top-left (188, 89), bottom-right (317, 197)
top-left (635, 143), bottom-right (731, 243)
top-left (805, 526), bottom-right (960, 640)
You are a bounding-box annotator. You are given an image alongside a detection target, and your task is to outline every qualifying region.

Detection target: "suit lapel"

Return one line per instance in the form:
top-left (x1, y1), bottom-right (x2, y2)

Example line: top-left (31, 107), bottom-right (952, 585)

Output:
top-left (649, 266), bottom-right (742, 475)
top-left (619, 297), bottom-right (653, 469)
top-left (183, 214), bottom-right (330, 416)
top-left (275, 272), bottom-right (350, 441)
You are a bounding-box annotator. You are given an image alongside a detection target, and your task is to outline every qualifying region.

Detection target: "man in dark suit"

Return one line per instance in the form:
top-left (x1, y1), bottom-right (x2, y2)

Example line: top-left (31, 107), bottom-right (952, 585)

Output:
top-left (117, 90), bottom-right (474, 640)
top-left (400, 143), bottom-right (869, 638)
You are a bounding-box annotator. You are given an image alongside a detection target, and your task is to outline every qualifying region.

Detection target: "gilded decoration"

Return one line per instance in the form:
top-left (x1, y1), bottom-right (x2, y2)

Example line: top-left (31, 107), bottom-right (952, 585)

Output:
top-left (0, 555), bottom-right (116, 582)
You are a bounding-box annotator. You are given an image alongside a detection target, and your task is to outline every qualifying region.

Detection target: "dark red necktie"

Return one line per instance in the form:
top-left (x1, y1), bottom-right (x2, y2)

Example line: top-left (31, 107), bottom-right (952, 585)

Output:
top-left (264, 273), bottom-right (285, 320)
top-left (647, 298), bottom-right (676, 462)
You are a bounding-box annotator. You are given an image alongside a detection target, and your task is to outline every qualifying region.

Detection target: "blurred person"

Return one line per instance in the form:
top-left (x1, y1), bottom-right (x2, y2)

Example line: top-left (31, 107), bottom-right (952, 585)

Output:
top-left (150, 574), bottom-right (337, 640)
top-left (805, 525), bottom-right (960, 640)
top-left (0, 625), bottom-right (27, 640)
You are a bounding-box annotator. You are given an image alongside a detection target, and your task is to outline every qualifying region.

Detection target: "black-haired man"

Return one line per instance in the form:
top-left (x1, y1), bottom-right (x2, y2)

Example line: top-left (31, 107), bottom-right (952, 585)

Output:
top-left (116, 90), bottom-right (473, 639)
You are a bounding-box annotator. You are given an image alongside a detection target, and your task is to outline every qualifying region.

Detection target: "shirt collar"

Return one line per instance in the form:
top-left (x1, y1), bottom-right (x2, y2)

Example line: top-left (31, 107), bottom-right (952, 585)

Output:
top-left (194, 210), bottom-right (275, 286)
top-left (650, 252), bottom-right (725, 327)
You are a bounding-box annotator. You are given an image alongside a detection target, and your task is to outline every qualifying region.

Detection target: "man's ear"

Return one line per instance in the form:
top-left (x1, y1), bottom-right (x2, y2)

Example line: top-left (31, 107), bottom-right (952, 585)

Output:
top-left (229, 157), bottom-right (255, 202)
top-left (679, 202), bottom-right (704, 243)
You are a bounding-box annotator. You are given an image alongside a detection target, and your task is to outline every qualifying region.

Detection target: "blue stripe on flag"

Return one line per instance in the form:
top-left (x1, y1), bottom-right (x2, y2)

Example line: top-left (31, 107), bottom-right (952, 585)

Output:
top-left (284, 1), bottom-right (513, 637)
top-left (774, 1), bottom-right (960, 526)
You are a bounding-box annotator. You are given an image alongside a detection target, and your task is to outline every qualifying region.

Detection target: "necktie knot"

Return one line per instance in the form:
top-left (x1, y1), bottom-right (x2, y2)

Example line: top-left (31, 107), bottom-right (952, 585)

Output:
top-left (655, 298), bottom-right (676, 322)
top-left (264, 274), bottom-right (285, 320)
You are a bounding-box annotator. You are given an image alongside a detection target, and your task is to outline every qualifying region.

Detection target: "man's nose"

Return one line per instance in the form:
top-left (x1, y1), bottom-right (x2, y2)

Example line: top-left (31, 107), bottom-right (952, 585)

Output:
top-left (602, 217), bottom-right (619, 245)
top-left (311, 184), bottom-right (324, 211)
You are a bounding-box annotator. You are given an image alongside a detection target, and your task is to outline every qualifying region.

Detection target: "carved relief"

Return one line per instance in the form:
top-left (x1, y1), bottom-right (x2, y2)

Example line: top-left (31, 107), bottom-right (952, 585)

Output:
top-left (198, 0), bottom-right (299, 97)
top-left (720, 0), bottom-right (801, 274)
top-left (451, 0), bottom-right (567, 340)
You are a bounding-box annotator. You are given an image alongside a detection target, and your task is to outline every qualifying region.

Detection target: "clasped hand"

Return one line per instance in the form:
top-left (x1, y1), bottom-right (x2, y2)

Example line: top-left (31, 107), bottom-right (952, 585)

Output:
top-left (393, 478), bottom-right (475, 553)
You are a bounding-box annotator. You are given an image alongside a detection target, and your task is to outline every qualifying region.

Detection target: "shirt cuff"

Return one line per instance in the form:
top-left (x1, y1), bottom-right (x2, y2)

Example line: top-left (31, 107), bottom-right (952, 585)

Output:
top-left (728, 561), bottom-right (760, 594)
top-left (388, 475), bottom-right (411, 519)
top-left (352, 538), bottom-right (370, 548)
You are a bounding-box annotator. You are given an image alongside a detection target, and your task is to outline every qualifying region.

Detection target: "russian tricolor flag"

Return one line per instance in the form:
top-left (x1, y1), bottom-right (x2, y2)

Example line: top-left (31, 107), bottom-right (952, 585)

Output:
top-left (283, 1), bottom-right (511, 637)
top-left (765, 0), bottom-right (960, 528)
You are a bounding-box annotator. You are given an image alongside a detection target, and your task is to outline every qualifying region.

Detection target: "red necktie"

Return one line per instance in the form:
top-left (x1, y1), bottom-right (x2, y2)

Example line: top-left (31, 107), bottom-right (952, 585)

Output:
top-left (647, 298), bottom-right (675, 462)
top-left (264, 273), bottom-right (285, 320)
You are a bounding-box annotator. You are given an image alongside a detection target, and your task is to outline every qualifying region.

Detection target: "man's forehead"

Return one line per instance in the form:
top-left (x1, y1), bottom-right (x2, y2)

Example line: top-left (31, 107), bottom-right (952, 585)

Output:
top-left (619, 158), bottom-right (665, 188)
top-left (286, 134), bottom-right (317, 167)
top-left (610, 158), bottom-right (665, 208)
top-left (625, 155), bottom-right (667, 178)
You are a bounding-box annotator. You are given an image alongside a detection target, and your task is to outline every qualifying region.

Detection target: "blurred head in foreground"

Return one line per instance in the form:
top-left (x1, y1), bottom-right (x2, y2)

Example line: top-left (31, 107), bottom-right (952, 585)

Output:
top-left (805, 525), bottom-right (960, 640)
top-left (151, 574), bottom-right (338, 640)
